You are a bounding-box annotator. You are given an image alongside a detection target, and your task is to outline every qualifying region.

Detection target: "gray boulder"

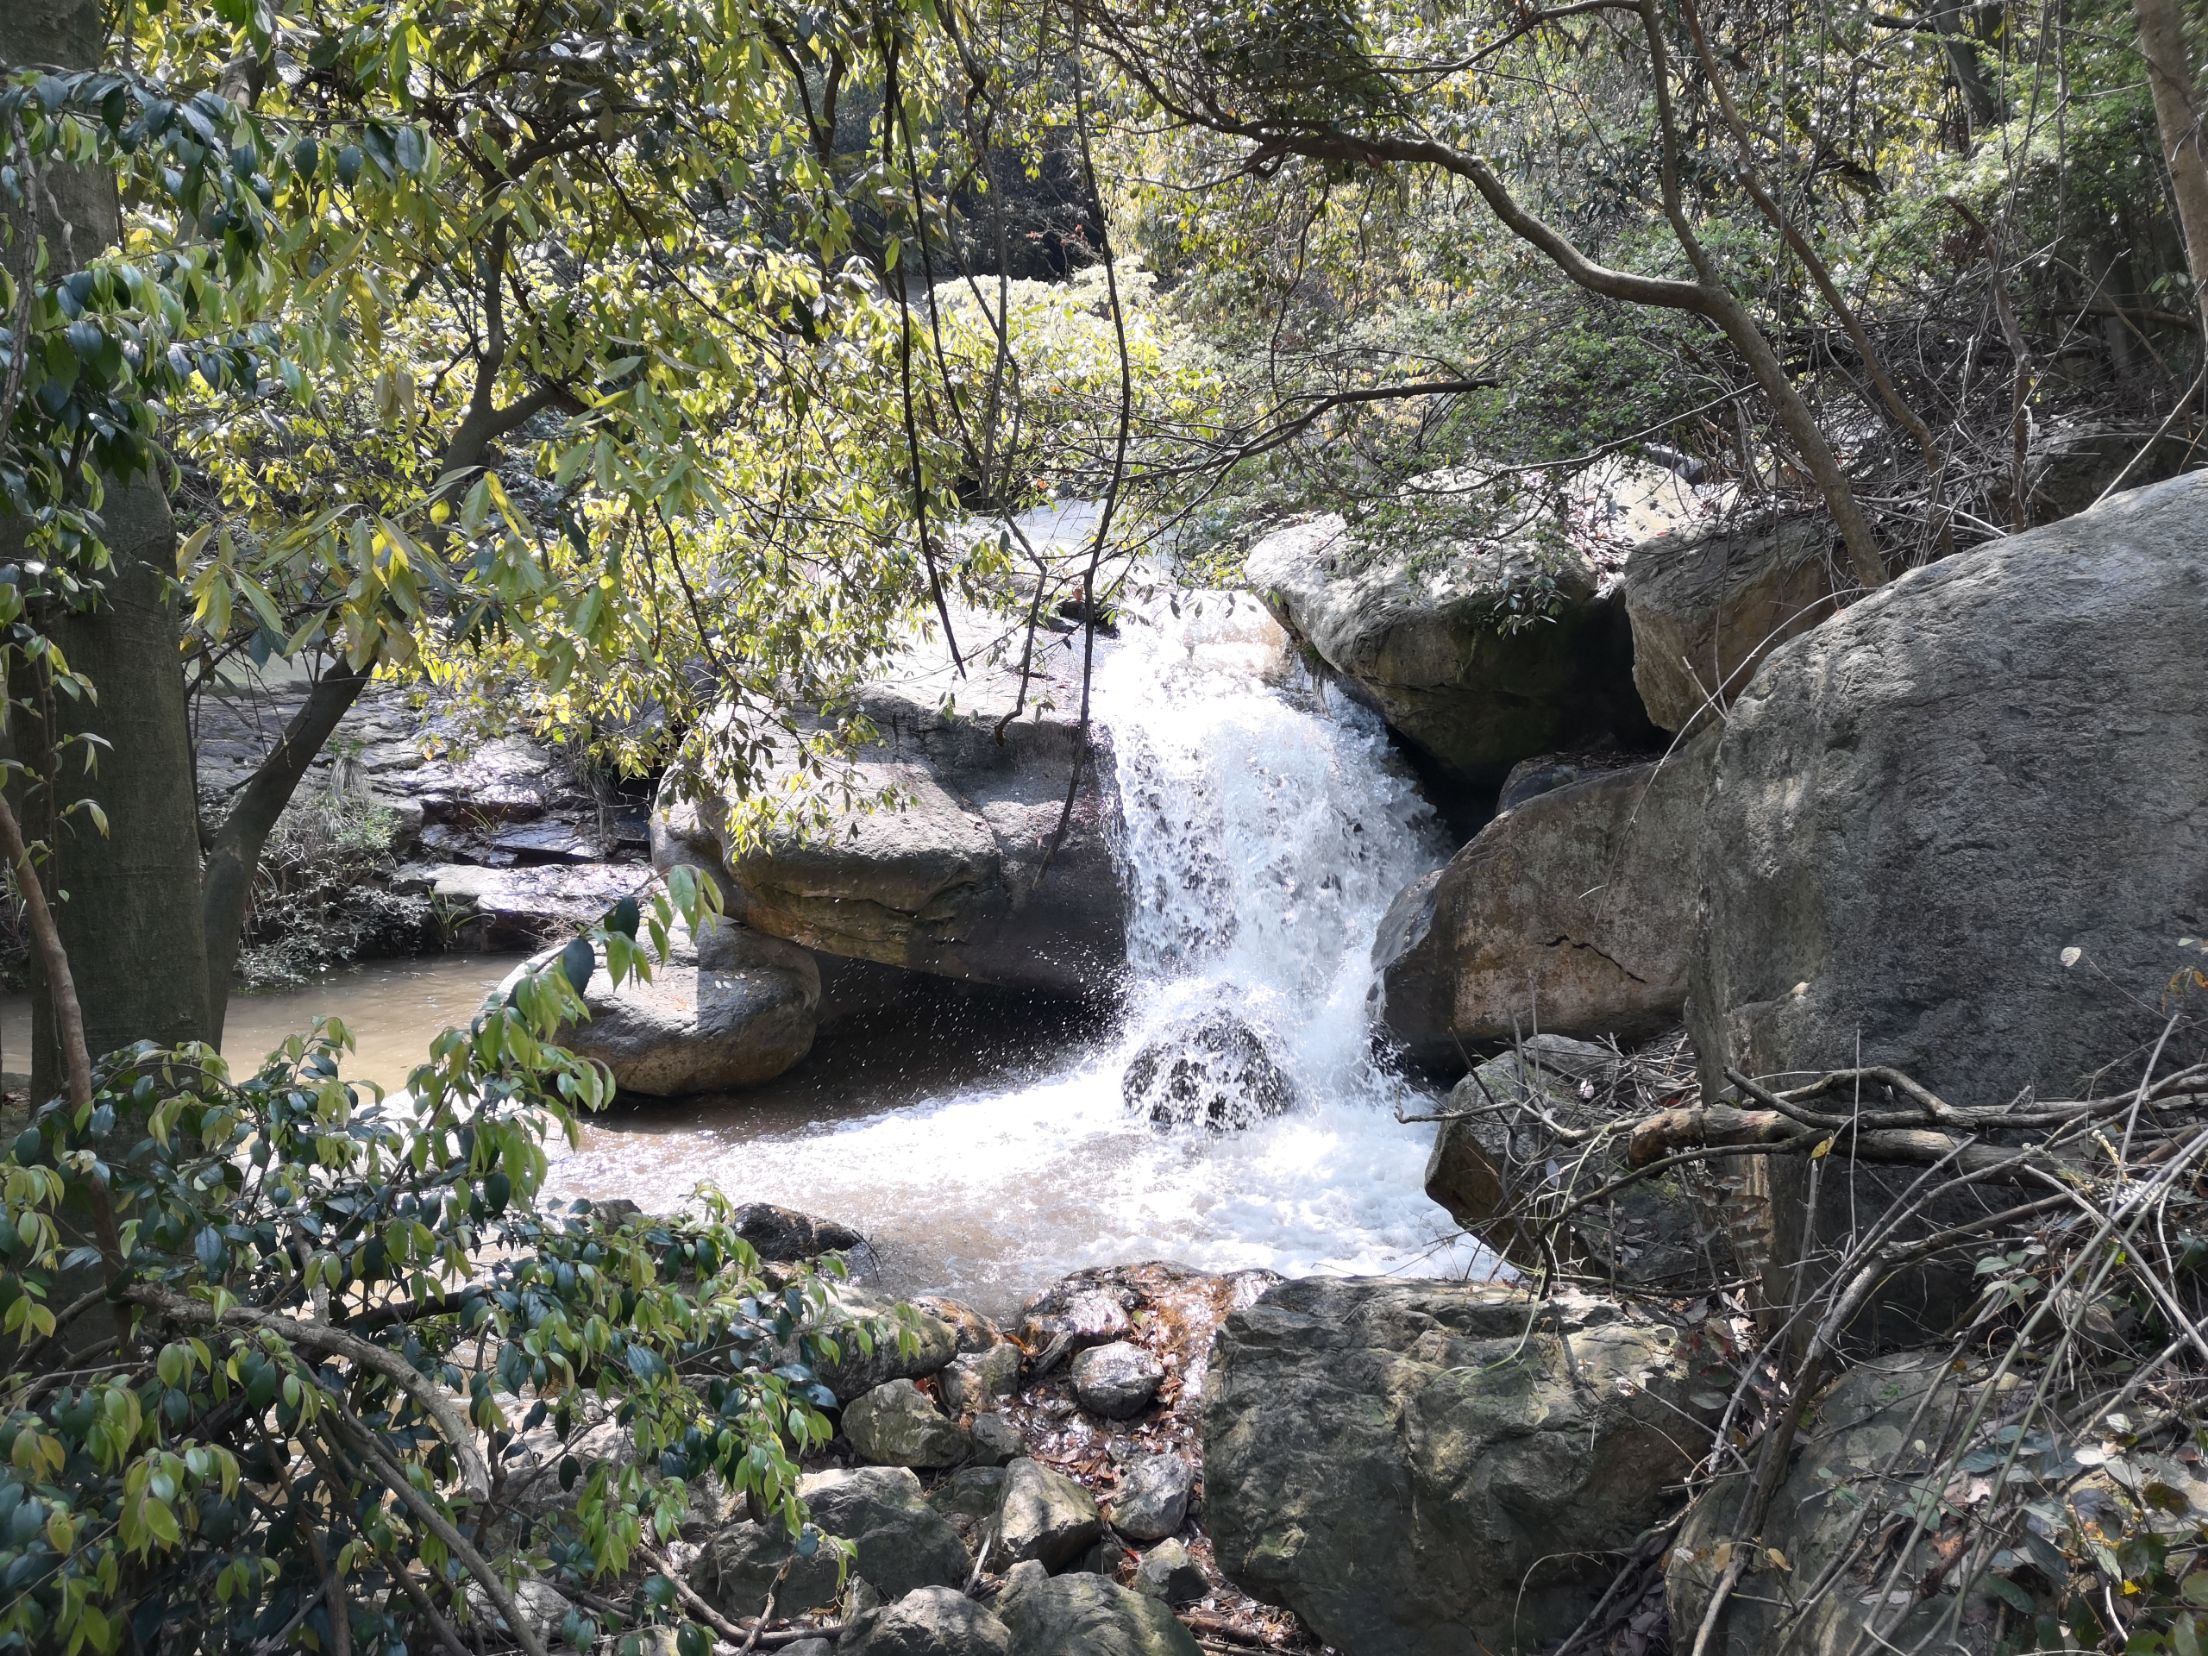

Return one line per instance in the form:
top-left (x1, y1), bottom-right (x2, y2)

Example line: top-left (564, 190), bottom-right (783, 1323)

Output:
top-left (929, 1466), bottom-right (1009, 1540)
top-left (1133, 1539), bottom-right (1207, 1607)
top-left (1424, 1036), bottom-right (1720, 1286)
top-left (995, 1567), bottom-right (1202, 1656)
top-left (1120, 1009), bottom-right (1296, 1132)
top-left (1204, 1278), bottom-right (1721, 1656)
top-left (691, 1467), bottom-right (969, 1621)
top-left (996, 1458), bottom-right (1104, 1571)
top-left (803, 1468), bottom-right (972, 1601)
top-left (843, 1380), bottom-right (970, 1469)
top-left (1107, 1454), bottom-right (1193, 1543)
top-left (1244, 508), bottom-right (1644, 788)
top-left (1070, 1342), bottom-right (1164, 1420)
top-left (1622, 514), bottom-right (1838, 735)
top-left (551, 918), bottom-right (819, 1096)
top-left (1692, 471), bottom-right (2208, 1113)
top-left (653, 613), bottom-right (1123, 1000)
top-left (837, 1587), bottom-right (1012, 1656)
top-left (1376, 735), bottom-right (1715, 1067)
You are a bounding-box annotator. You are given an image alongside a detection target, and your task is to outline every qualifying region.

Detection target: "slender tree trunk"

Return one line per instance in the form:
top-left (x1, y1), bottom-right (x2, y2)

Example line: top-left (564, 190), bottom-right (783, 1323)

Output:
top-left (4, 0), bottom-right (212, 1098)
top-left (2136, 0), bottom-right (2208, 347)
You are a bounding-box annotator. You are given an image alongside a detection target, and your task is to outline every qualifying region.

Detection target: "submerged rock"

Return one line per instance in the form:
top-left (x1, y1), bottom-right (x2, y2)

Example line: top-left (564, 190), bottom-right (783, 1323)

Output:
top-left (1120, 1009), bottom-right (1295, 1132)
top-left (1376, 736), bottom-right (1714, 1067)
top-left (1204, 1277), bottom-right (1723, 1655)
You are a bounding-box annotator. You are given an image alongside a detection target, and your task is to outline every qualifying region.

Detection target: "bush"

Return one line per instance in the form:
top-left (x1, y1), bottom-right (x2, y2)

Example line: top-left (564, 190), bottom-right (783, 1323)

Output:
top-left (236, 790), bottom-right (432, 989)
top-left (0, 881), bottom-right (882, 1656)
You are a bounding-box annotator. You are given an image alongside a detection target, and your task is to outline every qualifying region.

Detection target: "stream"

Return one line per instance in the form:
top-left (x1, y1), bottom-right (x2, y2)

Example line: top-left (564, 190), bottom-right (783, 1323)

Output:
top-left (1, 579), bottom-right (1488, 1320)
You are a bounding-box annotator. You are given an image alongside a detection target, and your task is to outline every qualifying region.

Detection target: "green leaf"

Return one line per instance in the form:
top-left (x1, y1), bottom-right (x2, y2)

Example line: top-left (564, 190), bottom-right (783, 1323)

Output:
top-left (560, 937), bottom-right (596, 997)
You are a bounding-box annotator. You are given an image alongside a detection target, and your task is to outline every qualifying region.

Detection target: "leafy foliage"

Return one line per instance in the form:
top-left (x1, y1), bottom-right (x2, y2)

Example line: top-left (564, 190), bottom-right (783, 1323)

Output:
top-left (233, 790), bottom-right (430, 988)
top-left (0, 877), bottom-right (884, 1656)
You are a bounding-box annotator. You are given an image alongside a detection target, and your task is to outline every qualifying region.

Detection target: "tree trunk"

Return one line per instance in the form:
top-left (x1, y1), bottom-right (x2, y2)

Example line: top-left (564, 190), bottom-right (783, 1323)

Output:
top-left (2136, 0), bottom-right (2208, 347)
top-left (4, 0), bottom-right (213, 1096)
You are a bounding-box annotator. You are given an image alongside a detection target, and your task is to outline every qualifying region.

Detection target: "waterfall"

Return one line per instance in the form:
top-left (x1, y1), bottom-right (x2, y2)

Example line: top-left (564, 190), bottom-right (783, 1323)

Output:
top-left (551, 565), bottom-right (1490, 1314)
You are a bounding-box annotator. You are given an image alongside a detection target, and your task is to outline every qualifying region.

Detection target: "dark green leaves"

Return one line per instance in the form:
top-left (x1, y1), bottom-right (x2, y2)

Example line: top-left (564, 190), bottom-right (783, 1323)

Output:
top-left (559, 936), bottom-right (597, 996)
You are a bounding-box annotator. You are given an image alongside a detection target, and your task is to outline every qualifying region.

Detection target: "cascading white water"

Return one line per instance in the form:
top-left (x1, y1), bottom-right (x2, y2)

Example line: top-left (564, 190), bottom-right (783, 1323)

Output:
top-left (549, 574), bottom-right (1490, 1314)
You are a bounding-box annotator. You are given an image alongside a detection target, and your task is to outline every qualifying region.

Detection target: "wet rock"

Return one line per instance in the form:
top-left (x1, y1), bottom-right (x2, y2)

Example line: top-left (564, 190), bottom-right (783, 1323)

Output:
top-left (543, 920), bottom-right (820, 1097)
top-left (844, 1380), bottom-right (970, 1469)
top-left (653, 607), bottom-right (1124, 999)
top-left (837, 1586), bottom-right (1012, 1656)
top-left (1622, 513), bottom-right (1838, 735)
top-left (968, 1413), bottom-right (1024, 1466)
top-left (995, 1566), bottom-right (1202, 1656)
top-left (1016, 1283), bottom-right (1133, 1356)
top-left (1133, 1539), bottom-right (1207, 1607)
top-left (940, 1344), bottom-right (1021, 1414)
top-left (1071, 1342), bottom-right (1164, 1420)
top-left (997, 1457), bottom-right (1104, 1571)
top-left (1204, 1278), bottom-right (1723, 1655)
top-left (813, 1289), bottom-right (964, 1401)
top-left (731, 1203), bottom-right (865, 1262)
top-left (1425, 1036), bottom-right (1720, 1287)
top-left (1120, 1010), bottom-right (1296, 1132)
top-left (1376, 735), bottom-right (1714, 1067)
top-left (1107, 1453), bottom-right (1193, 1543)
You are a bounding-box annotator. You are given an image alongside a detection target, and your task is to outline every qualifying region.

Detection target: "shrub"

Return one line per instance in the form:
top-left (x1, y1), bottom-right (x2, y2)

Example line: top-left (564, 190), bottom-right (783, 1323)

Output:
top-left (0, 881), bottom-right (875, 1656)
top-left (236, 789), bottom-right (432, 989)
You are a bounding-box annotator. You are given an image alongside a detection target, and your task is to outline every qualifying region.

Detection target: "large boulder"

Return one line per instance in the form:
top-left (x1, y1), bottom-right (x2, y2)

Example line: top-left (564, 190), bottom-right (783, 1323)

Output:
top-left (1691, 471), bottom-right (2208, 1112)
top-left (1423, 1036), bottom-right (1721, 1287)
top-left (1203, 1278), bottom-right (1721, 1656)
top-left (1375, 734), bottom-right (1715, 1067)
top-left (1622, 514), bottom-right (1839, 735)
top-left (810, 1288), bottom-right (964, 1402)
top-left (547, 918), bottom-right (819, 1096)
top-left (1245, 505), bottom-right (1649, 789)
top-left (653, 614), bottom-right (1123, 1000)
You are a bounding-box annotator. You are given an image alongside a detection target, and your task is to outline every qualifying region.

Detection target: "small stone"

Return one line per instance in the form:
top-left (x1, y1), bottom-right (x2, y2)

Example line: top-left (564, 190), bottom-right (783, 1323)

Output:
top-left (968, 1413), bottom-right (1024, 1466)
top-left (929, 1466), bottom-right (1008, 1534)
top-left (1134, 1538), bottom-right (1208, 1607)
top-left (1018, 1284), bottom-right (1133, 1354)
top-left (994, 1569), bottom-right (1202, 1656)
top-left (914, 1297), bottom-right (1003, 1354)
top-left (843, 1380), bottom-right (969, 1469)
top-left (1071, 1342), bottom-right (1164, 1420)
top-left (940, 1343), bottom-right (1022, 1414)
top-left (779, 1643), bottom-right (834, 1656)
top-left (844, 1576), bottom-right (884, 1618)
top-left (996, 1457), bottom-right (1103, 1570)
top-left (1108, 1453), bottom-right (1193, 1542)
